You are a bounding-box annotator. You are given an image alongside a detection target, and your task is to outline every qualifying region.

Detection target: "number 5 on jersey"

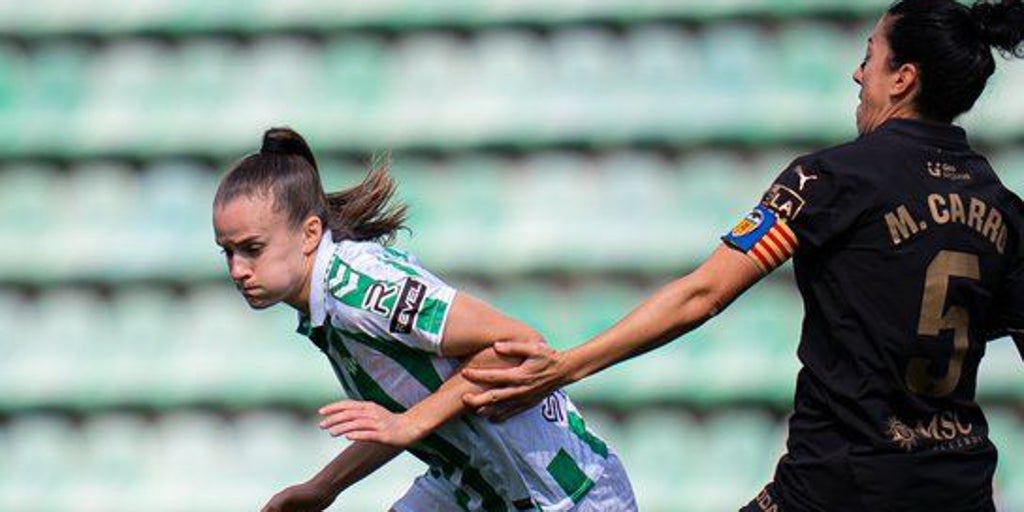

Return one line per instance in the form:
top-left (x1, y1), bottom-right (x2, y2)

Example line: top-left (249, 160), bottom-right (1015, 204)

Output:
top-left (907, 250), bottom-right (980, 397)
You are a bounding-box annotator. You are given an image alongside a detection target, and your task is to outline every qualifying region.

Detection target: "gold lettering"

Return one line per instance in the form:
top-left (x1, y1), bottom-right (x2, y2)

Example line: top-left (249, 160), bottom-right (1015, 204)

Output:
top-left (929, 194), bottom-right (950, 224)
top-left (997, 225), bottom-right (1008, 254)
top-left (949, 194), bottom-right (966, 224)
top-left (916, 416), bottom-right (938, 440)
top-left (775, 200), bottom-right (795, 219)
top-left (968, 198), bottom-right (987, 232)
top-left (940, 412), bottom-right (957, 440)
top-left (955, 413), bottom-right (973, 435)
top-left (982, 207), bottom-right (1002, 243)
top-left (885, 206), bottom-right (921, 245)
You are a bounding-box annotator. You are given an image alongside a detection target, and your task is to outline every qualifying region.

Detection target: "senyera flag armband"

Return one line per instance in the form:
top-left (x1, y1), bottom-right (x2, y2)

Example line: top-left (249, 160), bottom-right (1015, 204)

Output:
top-left (721, 204), bottom-right (799, 274)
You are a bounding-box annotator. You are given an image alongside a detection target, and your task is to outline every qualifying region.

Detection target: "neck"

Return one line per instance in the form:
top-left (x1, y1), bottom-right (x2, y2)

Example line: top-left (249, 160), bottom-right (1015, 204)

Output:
top-left (863, 104), bottom-right (923, 135)
top-left (285, 251), bottom-right (317, 316)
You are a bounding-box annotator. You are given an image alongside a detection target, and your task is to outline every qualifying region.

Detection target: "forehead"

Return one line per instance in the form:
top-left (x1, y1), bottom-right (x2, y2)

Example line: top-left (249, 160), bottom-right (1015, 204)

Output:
top-left (869, 14), bottom-right (893, 47)
top-left (213, 193), bottom-right (285, 244)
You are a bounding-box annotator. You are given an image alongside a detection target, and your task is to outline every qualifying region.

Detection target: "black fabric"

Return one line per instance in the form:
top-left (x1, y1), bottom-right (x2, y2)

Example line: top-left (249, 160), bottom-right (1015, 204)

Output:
top-left (736, 118), bottom-right (1023, 510)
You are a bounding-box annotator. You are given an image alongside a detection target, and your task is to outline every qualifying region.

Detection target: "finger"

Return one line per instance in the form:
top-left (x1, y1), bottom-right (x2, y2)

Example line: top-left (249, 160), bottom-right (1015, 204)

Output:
top-left (493, 339), bottom-right (544, 357)
top-left (319, 410), bottom-right (370, 430)
top-left (318, 400), bottom-right (365, 415)
top-left (465, 386), bottom-right (531, 412)
top-left (462, 390), bottom-right (497, 409)
top-left (492, 402), bottom-right (533, 422)
top-left (344, 430), bottom-right (386, 443)
top-left (327, 419), bottom-right (380, 437)
top-left (461, 367), bottom-right (525, 387)
top-left (489, 385), bottom-right (541, 414)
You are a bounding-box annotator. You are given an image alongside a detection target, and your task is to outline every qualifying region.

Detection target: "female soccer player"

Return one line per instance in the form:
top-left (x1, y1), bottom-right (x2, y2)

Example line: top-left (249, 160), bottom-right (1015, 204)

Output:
top-left (462, 1), bottom-right (1024, 510)
top-left (212, 128), bottom-right (635, 512)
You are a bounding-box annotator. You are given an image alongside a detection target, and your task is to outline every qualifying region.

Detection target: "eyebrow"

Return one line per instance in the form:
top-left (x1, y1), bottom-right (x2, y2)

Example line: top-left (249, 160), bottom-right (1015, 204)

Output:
top-left (217, 235), bottom-right (262, 248)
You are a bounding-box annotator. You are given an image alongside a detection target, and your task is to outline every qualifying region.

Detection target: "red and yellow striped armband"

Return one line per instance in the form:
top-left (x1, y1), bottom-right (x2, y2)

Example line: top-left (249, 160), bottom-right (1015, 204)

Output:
top-left (721, 204), bottom-right (799, 274)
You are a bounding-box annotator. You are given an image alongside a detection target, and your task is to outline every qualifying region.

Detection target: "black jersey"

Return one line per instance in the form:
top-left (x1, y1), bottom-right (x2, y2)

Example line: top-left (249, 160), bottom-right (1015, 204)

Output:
top-left (724, 119), bottom-right (1024, 511)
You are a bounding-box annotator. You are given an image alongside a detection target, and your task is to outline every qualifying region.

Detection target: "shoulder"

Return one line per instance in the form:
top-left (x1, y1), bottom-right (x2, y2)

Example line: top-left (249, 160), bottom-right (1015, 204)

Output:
top-left (797, 135), bottom-right (894, 180)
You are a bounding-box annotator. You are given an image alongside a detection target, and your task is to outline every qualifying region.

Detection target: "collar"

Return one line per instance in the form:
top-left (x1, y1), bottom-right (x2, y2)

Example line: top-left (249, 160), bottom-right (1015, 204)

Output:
top-left (297, 229), bottom-right (336, 336)
top-left (871, 118), bottom-right (969, 151)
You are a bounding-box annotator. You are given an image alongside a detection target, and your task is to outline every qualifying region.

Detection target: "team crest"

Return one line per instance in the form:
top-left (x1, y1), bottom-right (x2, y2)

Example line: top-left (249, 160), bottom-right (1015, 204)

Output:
top-left (887, 417), bottom-right (918, 451)
top-left (730, 209), bottom-right (765, 238)
top-left (722, 204), bottom-right (799, 273)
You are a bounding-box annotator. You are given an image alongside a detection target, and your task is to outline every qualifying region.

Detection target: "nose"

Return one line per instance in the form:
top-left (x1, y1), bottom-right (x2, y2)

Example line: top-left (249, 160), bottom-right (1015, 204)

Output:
top-left (228, 255), bottom-right (252, 283)
top-left (852, 66), bottom-right (863, 86)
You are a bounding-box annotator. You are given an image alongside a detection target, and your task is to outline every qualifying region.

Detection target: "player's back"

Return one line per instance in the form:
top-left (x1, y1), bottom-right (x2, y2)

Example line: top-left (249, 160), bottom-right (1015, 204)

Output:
top-left (765, 119), bottom-right (1023, 511)
top-left (298, 236), bottom-right (616, 511)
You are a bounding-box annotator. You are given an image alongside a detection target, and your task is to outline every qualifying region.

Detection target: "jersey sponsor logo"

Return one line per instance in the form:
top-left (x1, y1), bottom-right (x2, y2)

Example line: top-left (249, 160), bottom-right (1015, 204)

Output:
top-left (762, 184), bottom-right (806, 221)
top-left (390, 278), bottom-right (427, 334)
top-left (926, 161), bottom-right (971, 181)
top-left (540, 394), bottom-right (567, 424)
top-left (722, 205), bottom-right (799, 273)
top-left (362, 282), bottom-right (398, 315)
top-left (886, 411), bottom-right (982, 452)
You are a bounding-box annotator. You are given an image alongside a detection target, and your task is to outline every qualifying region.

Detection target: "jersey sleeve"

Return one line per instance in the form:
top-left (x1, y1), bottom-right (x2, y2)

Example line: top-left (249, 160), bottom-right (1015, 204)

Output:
top-left (324, 246), bottom-right (456, 355)
top-left (721, 155), bottom-right (867, 274)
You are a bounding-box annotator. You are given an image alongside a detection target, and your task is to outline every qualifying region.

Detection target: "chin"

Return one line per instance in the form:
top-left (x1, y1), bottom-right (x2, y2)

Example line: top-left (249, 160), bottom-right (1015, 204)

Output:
top-left (243, 294), bottom-right (278, 310)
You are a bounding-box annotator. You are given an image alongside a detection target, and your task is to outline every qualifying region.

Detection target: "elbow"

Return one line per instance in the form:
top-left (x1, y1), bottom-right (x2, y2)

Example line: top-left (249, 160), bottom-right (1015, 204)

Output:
top-left (669, 275), bottom-right (727, 328)
top-left (512, 327), bottom-right (547, 348)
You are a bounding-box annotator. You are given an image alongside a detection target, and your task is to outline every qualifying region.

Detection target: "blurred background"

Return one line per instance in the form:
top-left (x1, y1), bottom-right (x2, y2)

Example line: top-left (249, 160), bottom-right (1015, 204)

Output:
top-left (1, 0), bottom-right (1023, 510)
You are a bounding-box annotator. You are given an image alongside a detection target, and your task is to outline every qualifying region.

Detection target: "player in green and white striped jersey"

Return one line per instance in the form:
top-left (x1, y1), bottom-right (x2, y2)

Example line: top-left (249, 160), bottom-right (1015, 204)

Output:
top-left (212, 127), bottom-right (636, 512)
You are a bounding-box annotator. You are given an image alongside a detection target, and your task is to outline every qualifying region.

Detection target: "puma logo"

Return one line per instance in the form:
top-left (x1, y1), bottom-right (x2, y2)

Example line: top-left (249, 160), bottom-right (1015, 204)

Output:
top-left (794, 165), bottom-right (818, 191)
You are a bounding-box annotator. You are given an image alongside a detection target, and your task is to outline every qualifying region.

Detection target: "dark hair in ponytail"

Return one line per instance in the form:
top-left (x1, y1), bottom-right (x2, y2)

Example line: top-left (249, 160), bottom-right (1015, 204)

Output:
top-left (214, 127), bottom-right (408, 244)
top-left (885, 0), bottom-right (1024, 123)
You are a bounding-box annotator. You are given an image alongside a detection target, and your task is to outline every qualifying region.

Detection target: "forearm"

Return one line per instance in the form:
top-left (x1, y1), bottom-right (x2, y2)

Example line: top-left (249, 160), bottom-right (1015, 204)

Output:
top-left (564, 276), bottom-right (716, 382)
top-left (563, 245), bottom-right (761, 383)
top-left (403, 348), bottom-right (511, 438)
top-left (308, 441), bottom-right (402, 498)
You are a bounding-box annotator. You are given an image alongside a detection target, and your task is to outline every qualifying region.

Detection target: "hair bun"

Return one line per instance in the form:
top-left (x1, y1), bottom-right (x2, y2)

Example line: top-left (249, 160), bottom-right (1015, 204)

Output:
top-left (260, 127), bottom-right (319, 171)
top-left (972, 0), bottom-right (1024, 56)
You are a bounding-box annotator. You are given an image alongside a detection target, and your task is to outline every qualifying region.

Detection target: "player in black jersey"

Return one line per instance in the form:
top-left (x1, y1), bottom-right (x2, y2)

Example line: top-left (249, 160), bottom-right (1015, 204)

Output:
top-left (460, 0), bottom-right (1024, 510)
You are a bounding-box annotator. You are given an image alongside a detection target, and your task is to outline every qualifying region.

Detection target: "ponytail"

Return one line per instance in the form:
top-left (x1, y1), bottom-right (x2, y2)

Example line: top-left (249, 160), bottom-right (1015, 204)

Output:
top-left (214, 127), bottom-right (408, 245)
top-left (326, 154), bottom-right (408, 244)
top-left (886, 0), bottom-right (1024, 122)
top-left (971, 0), bottom-right (1024, 57)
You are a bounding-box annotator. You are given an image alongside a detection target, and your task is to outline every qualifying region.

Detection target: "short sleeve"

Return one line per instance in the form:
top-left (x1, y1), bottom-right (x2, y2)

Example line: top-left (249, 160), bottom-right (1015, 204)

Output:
top-left (325, 246), bottom-right (456, 355)
top-left (722, 155), bottom-right (867, 273)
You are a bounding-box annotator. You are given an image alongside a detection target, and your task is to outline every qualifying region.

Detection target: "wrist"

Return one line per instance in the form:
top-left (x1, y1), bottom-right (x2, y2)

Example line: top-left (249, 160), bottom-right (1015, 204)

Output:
top-left (307, 472), bottom-right (343, 500)
top-left (559, 348), bottom-right (586, 385)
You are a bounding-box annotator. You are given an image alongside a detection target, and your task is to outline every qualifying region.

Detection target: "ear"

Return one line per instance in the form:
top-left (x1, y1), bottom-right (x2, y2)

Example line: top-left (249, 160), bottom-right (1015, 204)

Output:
top-left (890, 61), bottom-right (919, 100)
top-left (301, 215), bottom-right (324, 256)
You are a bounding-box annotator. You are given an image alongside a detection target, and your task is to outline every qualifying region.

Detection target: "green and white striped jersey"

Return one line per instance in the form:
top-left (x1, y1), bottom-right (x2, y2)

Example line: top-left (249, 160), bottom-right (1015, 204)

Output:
top-left (297, 232), bottom-right (614, 511)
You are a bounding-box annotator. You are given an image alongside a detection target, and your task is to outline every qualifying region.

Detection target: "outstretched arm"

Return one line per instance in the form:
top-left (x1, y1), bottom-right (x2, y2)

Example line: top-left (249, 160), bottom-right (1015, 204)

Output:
top-left (260, 441), bottom-right (400, 512)
top-left (462, 245), bottom-right (764, 417)
top-left (318, 292), bottom-right (545, 446)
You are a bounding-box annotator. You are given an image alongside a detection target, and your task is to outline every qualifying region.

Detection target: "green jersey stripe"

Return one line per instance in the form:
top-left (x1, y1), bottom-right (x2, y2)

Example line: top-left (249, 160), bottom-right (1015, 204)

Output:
top-left (325, 327), bottom-right (507, 510)
top-left (418, 439), bottom-right (508, 511)
top-left (567, 411), bottom-right (609, 458)
top-left (545, 449), bottom-right (595, 505)
top-left (416, 297), bottom-right (450, 335)
top-left (335, 327), bottom-right (444, 392)
top-left (325, 327), bottom-right (407, 412)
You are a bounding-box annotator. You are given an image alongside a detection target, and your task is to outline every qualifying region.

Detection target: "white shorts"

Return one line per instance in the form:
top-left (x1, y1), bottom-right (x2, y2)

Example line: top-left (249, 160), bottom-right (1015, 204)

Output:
top-left (390, 453), bottom-right (637, 512)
